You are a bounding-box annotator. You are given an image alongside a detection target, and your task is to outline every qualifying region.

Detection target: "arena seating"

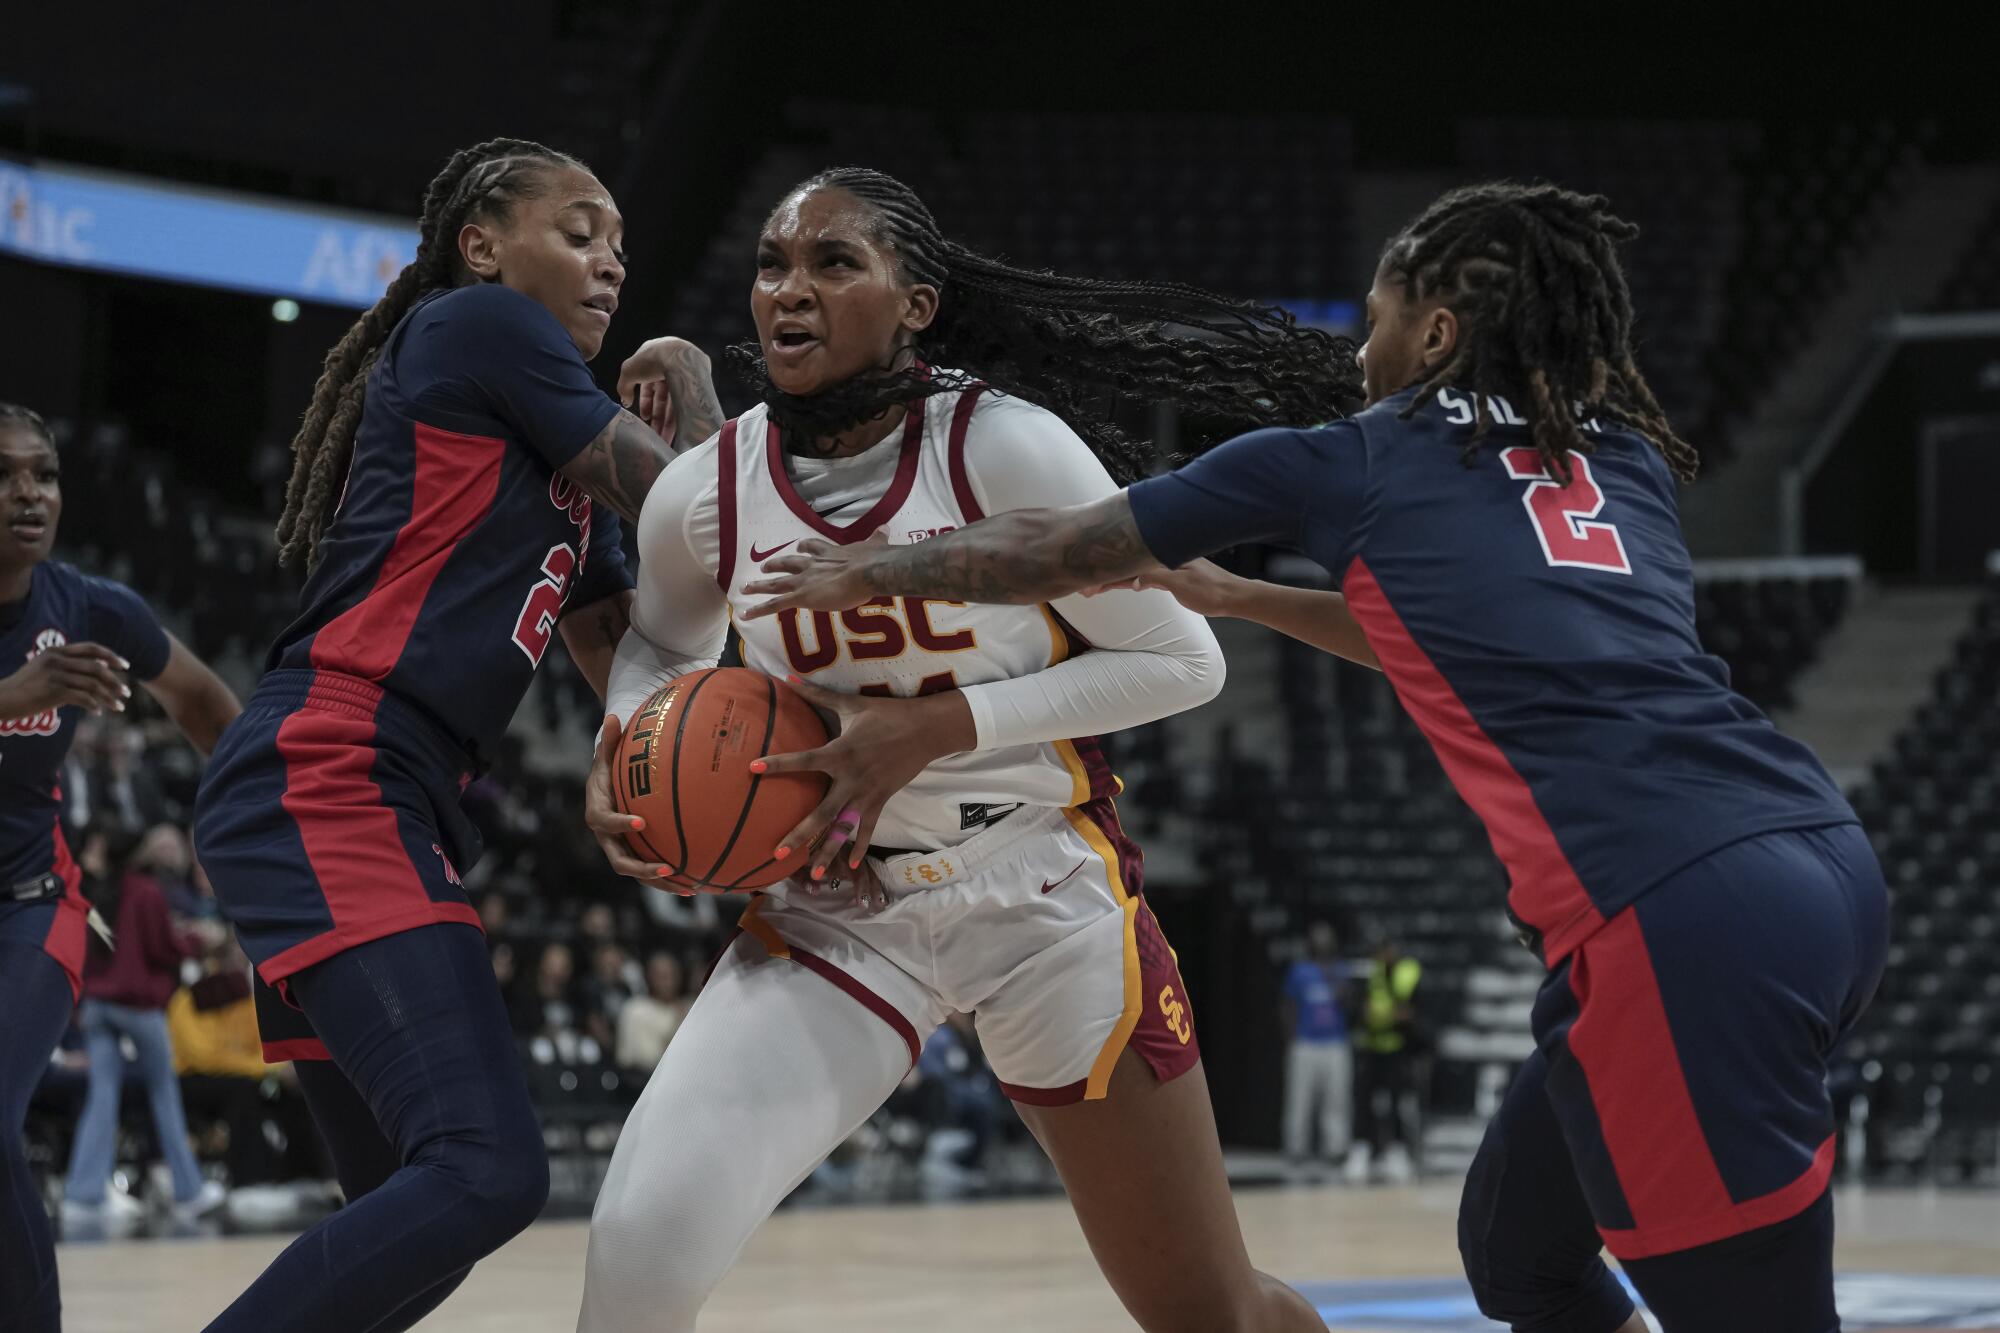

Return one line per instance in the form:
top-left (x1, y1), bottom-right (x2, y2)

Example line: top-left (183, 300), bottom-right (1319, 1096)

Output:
top-left (1843, 568), bottom-right (2000, 1183)
top-left (1935, 196), bottom-right (2000, 310)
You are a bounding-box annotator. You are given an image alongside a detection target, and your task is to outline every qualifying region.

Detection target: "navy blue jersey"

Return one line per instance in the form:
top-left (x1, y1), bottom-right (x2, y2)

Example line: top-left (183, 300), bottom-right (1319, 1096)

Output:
top-left (268, 282), bottom-right (630, 766)
top-left (0, 562), bottom-right (171, 885)
top-left (1128, 387), bottom-right (1854, 963)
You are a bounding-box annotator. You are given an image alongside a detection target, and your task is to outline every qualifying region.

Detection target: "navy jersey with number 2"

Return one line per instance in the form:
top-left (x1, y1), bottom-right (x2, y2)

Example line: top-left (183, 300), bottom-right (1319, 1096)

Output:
top-left (196, 281), bottom-right (634, 1009)
top-left (1129, 386), bottom-right (1853, 963)
top-left (1129, 387), bottom-right (1883, 1273)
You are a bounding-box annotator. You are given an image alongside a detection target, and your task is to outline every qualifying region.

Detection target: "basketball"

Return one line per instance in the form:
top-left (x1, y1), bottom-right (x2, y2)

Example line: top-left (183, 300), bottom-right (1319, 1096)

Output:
top-left (609, 667), bottom-right (831, 890)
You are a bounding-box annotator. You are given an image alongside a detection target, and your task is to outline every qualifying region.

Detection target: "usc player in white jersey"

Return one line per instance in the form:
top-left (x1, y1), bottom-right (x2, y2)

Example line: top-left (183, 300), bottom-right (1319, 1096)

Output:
top-left (578, 168), bottom-right (1358, 1333)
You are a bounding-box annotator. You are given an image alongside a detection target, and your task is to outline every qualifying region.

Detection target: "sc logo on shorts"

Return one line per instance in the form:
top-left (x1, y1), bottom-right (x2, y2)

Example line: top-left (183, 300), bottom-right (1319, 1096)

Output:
top-left (1158, 984), bottom-right (1191, 1045)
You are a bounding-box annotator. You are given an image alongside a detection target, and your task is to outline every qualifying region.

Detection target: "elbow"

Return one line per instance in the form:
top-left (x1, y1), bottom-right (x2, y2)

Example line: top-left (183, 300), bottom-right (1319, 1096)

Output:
top-left (1186, 640), bottom-right (1227, 709)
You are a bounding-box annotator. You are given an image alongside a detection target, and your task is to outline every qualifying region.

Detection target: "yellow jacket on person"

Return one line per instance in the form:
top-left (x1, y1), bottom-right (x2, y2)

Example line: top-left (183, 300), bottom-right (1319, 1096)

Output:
top-left (167, 990), bottom-right (271, 1080)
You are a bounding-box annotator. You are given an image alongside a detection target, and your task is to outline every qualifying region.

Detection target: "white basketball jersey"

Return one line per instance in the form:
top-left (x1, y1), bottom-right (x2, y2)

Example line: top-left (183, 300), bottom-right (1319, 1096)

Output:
top-left (716, 388), bottom-right (1118, 851)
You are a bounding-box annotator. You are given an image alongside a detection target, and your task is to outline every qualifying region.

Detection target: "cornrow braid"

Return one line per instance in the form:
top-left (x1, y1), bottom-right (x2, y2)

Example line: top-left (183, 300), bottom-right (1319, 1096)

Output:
top-left (1379, 181), bottom-right (1699, 485)
top-left (727, 167), bottom-right (1361, 484)
top-left (0, 403), bottom-right (54, 446)
top-left (275, 137), bottom-right (589, 568)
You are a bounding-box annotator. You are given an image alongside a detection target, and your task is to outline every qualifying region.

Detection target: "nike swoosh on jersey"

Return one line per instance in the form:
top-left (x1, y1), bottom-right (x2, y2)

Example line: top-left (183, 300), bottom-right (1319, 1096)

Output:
top-left (1041, 859), bottom-right (1088, 894)
top-left (748, 538), bottom-right (799, 562)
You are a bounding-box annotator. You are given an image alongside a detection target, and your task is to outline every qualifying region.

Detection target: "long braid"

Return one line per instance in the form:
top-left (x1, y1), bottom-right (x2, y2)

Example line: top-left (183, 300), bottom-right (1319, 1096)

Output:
top-left (727, 167), bottom-right (1360, 484)
top-left (276, 137), bottom-right (589, 567)
top-left (1379, 181), bottom-right (1699, 484)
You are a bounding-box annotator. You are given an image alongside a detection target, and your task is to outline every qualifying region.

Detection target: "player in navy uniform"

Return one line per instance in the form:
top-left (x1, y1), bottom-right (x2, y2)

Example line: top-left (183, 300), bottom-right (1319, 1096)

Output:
top-left (746, 183), bottom-right (1886, 1333)
top-left (191, 139), bottom-right (717, 1333)
top-left (0, 402), bottom-right (241, 1333)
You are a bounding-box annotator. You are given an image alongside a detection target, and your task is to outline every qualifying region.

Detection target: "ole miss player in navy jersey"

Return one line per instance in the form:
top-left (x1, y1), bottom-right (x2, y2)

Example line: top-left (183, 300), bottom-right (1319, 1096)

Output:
top-left (749, 184), bottom-right (1887, 1333)
top-left (0, 402), bottom-right (241, 1333)
top-left (191, 139), bottom-right (717, 1333)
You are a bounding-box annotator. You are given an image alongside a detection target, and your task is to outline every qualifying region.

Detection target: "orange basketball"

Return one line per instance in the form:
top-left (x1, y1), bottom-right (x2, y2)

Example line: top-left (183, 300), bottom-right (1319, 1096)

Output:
top-left (611, 667), bottom-right (831, 891)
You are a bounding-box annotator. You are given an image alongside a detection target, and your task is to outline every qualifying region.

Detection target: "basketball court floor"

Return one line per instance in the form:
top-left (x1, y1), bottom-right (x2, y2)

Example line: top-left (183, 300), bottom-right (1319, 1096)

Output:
top-left (62, 1182), bottom-right (2000, 1331)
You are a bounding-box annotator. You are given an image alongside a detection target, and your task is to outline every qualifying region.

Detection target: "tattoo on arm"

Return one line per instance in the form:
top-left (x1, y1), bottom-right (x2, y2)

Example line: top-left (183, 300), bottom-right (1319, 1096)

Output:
top-left (662, 349), bottom-right (725, 451)
top-left (570, 410), bottom-right (671, 525)
top-left (858, 496), bottom-right (1156, 604)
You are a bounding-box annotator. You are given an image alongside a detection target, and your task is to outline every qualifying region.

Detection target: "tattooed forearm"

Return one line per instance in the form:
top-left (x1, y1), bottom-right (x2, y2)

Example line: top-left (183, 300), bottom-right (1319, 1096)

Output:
top-left (568, 410), bottom-right (672, 524)
top-left (857, 495), bottom-right (1157, 604)
top-left (662, 349), bottom-right (725, 452)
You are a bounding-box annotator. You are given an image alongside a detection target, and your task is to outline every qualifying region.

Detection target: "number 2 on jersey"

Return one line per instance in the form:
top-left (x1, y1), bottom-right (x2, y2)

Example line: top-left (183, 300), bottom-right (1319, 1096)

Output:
top-left (1500, 447), bottom-right (1632, 574)
top-left (511, 543), bottom-right (578, 665)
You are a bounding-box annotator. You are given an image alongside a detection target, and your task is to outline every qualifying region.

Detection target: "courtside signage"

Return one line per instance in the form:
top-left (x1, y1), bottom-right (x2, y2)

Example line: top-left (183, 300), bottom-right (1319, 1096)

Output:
top-left (0, 160), bottom-right (417, 308)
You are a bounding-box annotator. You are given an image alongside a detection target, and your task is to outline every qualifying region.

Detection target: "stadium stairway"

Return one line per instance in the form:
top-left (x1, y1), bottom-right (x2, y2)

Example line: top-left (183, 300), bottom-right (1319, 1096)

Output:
top-left (1681, 163), bottom-right (2000, 556)
top-left (1777, 581), bottom-right (1986, 792)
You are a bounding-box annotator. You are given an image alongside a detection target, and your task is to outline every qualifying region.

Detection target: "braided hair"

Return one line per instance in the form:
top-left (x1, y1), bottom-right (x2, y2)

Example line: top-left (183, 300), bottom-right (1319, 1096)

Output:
top-left (728, 167), bottom-right (1360, 484)
top-left (276, 138), bottom-right (589, 567)
top-left (0, 402), bottom-right (54, 446)
top-left (1379, 181), bottom-right (1699, 484)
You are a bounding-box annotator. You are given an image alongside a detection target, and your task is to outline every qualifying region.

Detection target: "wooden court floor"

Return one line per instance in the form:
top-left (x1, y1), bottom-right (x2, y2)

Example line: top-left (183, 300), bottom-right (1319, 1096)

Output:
top-left (59, 1183), bottom-right (2000, 1331)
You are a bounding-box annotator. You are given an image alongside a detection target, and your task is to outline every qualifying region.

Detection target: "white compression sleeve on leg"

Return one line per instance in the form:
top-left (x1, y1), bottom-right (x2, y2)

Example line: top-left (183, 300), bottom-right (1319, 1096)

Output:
top-left (576, 937), bottom-right (912, 1333)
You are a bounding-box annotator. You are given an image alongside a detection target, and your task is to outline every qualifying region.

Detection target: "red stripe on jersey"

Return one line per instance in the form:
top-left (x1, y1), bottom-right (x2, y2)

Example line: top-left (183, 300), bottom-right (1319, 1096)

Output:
top-left (1341, 559), bottom-right (1603, 961)
top-left (946, 386), bottom-right (987, 520)
top-left (42, 797), bottom-right (87, 1000)
top-left (261, 1037), bottom-right (334, 1063)
top-left (1565, 909), bottom-right (1736, 1258)
top-left (715, 419), bottom-right (739, 592)
top-left (309, 422), bottom-right (507, 680)
top-left (262, 696), bottom-right (480, 983)
top-left (1599, 1135), bottom-right (1837, 1259)
top-left (764, 404), bottom-right (924, 543)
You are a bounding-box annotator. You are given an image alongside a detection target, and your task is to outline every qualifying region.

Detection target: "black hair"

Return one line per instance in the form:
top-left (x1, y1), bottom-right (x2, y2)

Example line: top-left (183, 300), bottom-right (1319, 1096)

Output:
top-left (728, 167), bottom-right (1360, 484)
top-left (1379, 181), bottom-right (1699, 484)
top-left (276, 138), bottom-right (590, 567)
top-left (0, 403), bottom-right (54, 447)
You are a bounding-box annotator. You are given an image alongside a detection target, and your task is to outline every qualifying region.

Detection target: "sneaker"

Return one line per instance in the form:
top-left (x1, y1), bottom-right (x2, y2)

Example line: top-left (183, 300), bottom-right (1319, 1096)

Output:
top-left (63, 1187), bottom-right (145, 1227)
top-left (1341, 1144), bottom-right (1372, 1185)
top-left (1380, 1143), bottom-right (1415, 1184)
top-left (170, 1180), bottom-right (228, 1223)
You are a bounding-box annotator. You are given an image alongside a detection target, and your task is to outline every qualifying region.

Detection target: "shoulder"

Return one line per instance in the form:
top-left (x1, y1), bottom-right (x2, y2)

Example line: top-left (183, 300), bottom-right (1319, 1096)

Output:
top-left (419, 281), bottom-right (558, 331)
top-left (954, 389), bottom-right (1080, 455)
top-left (65, 565), bottom-right (153, 618)
top-left (403, 283), bottom-right (578, 365)
top-left (639, 433), bottom-right (724, 548)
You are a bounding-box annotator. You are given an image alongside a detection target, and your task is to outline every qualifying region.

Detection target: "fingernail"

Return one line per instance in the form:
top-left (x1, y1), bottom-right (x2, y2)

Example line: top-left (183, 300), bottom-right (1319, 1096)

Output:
top-left (849, 857), bottom-right (862, 870)
top-left (119, 685), bottom-right (131, 698)
top-left (749, 760), bottom-right (766, 773)
top-left (811, 866), bottom-right (826, 881)
top-left (773, 846), bottom-right (791, 860)
top-left (786, 674), bottom-right (803, 685)
top-left (656, 868), bottom-right (674, 878)
top-left (630, 816), bottom-right (646, 830)
top-left (117, 657), bottom-right (130, 670)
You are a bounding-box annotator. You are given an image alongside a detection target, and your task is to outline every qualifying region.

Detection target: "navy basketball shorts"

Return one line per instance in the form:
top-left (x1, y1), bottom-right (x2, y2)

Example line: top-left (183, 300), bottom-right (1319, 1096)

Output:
top-left (194, 668), bottom-right (485, 1062)
top-left (1533, 822), bottom-right (1887, 1261)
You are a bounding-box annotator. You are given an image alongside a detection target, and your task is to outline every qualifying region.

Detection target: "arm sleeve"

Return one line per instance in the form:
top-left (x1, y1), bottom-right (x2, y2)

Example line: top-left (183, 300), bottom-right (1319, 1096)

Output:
top-left (605, 437), bottom-right (732, 723)
top-left (407, 283), bottom-right (620, 469)
top-left (1125, 421), bottom-right (1367, 569)
top-left (569, 509), bottom-right (636, 610)
top-left (84, 577), bottom-right (171, 682)
top-left (953, 398), bottom-right (1225, 750)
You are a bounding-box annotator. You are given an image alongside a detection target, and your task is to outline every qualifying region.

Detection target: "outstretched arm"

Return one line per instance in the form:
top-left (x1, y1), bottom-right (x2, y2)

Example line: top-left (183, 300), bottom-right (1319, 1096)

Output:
top-left (561, 337), bottom-right (725, 525)
top-left (140, 633), bottom-right (241, 757)
top-left (743, 493), bottom-right (1157, 617)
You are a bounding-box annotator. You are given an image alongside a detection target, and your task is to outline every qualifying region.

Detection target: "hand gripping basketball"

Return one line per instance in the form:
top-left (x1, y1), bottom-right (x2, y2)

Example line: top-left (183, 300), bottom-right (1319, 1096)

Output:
top-left (585, 713), bottom-right (717, 895)
top-left (748, 674), bottom-right (976, 909)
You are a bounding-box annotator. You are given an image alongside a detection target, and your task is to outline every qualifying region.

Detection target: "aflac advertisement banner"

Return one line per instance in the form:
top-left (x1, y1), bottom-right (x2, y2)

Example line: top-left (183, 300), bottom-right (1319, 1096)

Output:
top-left (0, 160), bottom-right (418, 308)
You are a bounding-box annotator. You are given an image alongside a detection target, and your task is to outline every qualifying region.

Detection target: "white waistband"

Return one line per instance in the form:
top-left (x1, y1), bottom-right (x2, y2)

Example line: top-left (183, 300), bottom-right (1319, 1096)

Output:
top-left (871, 805), bottom-right (1070, 892)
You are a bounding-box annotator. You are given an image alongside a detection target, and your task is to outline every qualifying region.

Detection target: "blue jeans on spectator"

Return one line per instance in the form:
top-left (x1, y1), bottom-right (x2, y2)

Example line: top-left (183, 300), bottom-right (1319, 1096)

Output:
top-left (63, 999), bottom-right (205, 1205)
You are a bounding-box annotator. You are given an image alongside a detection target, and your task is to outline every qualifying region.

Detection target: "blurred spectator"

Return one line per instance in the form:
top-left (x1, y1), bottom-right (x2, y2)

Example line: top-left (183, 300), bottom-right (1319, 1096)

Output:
top-left (1347, 938), bottom-right (1424, 1185)
top-left (911, 1013), bottom-right (1007, 1173)
top-left (577, 902), bottom-right (617, 952)
top-left (478, 892), bottom-right (512, 939)
top-left (491, 939), bottom-right (520, 994)
top-left (169, 940), bottom-right (322, 1187)
top-left (512, 941), bottom-right (582, 1040)
top-left (582, 943), bottom-right (640, 1049)
top-left (1281, 919), bottom-right (1353, 1169)
top-left (62, 827), bottom-right (226, 1223)
top-left (616, 950), bottom-right (690, 1073)
top-left (131, 822), bottom-right (204, 921)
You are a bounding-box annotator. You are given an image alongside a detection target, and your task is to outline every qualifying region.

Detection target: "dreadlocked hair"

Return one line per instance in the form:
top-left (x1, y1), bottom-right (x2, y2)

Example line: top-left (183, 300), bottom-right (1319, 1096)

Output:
top-left (725, 167), bottom-right (1360, 485)
top-left (1381, 181), bottom-right (1699, 484)
top-left (0, 403), bottom-right (54, 446)
top-left (275, 138), bottom-right (589, 567)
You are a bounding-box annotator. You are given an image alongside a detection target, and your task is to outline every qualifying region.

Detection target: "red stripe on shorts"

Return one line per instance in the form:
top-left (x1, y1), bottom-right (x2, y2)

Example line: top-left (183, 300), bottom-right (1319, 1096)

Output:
top-left (41, 803), bottom-right (87, 1000)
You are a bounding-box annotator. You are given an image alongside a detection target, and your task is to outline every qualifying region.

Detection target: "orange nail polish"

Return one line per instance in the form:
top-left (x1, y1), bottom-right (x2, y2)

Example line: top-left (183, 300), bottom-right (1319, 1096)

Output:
top-left (630, 816), bottom-right (646, 830)
top-left (749, 760), bottom-right (766, 773)
top-left (773, 846), bottom-right (791, 860)
top-left (811, 866), bottom-right (826, 881)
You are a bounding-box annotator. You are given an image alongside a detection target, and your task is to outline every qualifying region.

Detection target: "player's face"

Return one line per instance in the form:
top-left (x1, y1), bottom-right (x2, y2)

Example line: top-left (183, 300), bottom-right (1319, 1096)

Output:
top-left (751, 188), bottom-right (938, 397)
top-left (0, 426), bottom-right (60, 572)
top-left (461, 165), bottom-right (626, 361)
top-left (1358, 263), bottom-right (1455, 407)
